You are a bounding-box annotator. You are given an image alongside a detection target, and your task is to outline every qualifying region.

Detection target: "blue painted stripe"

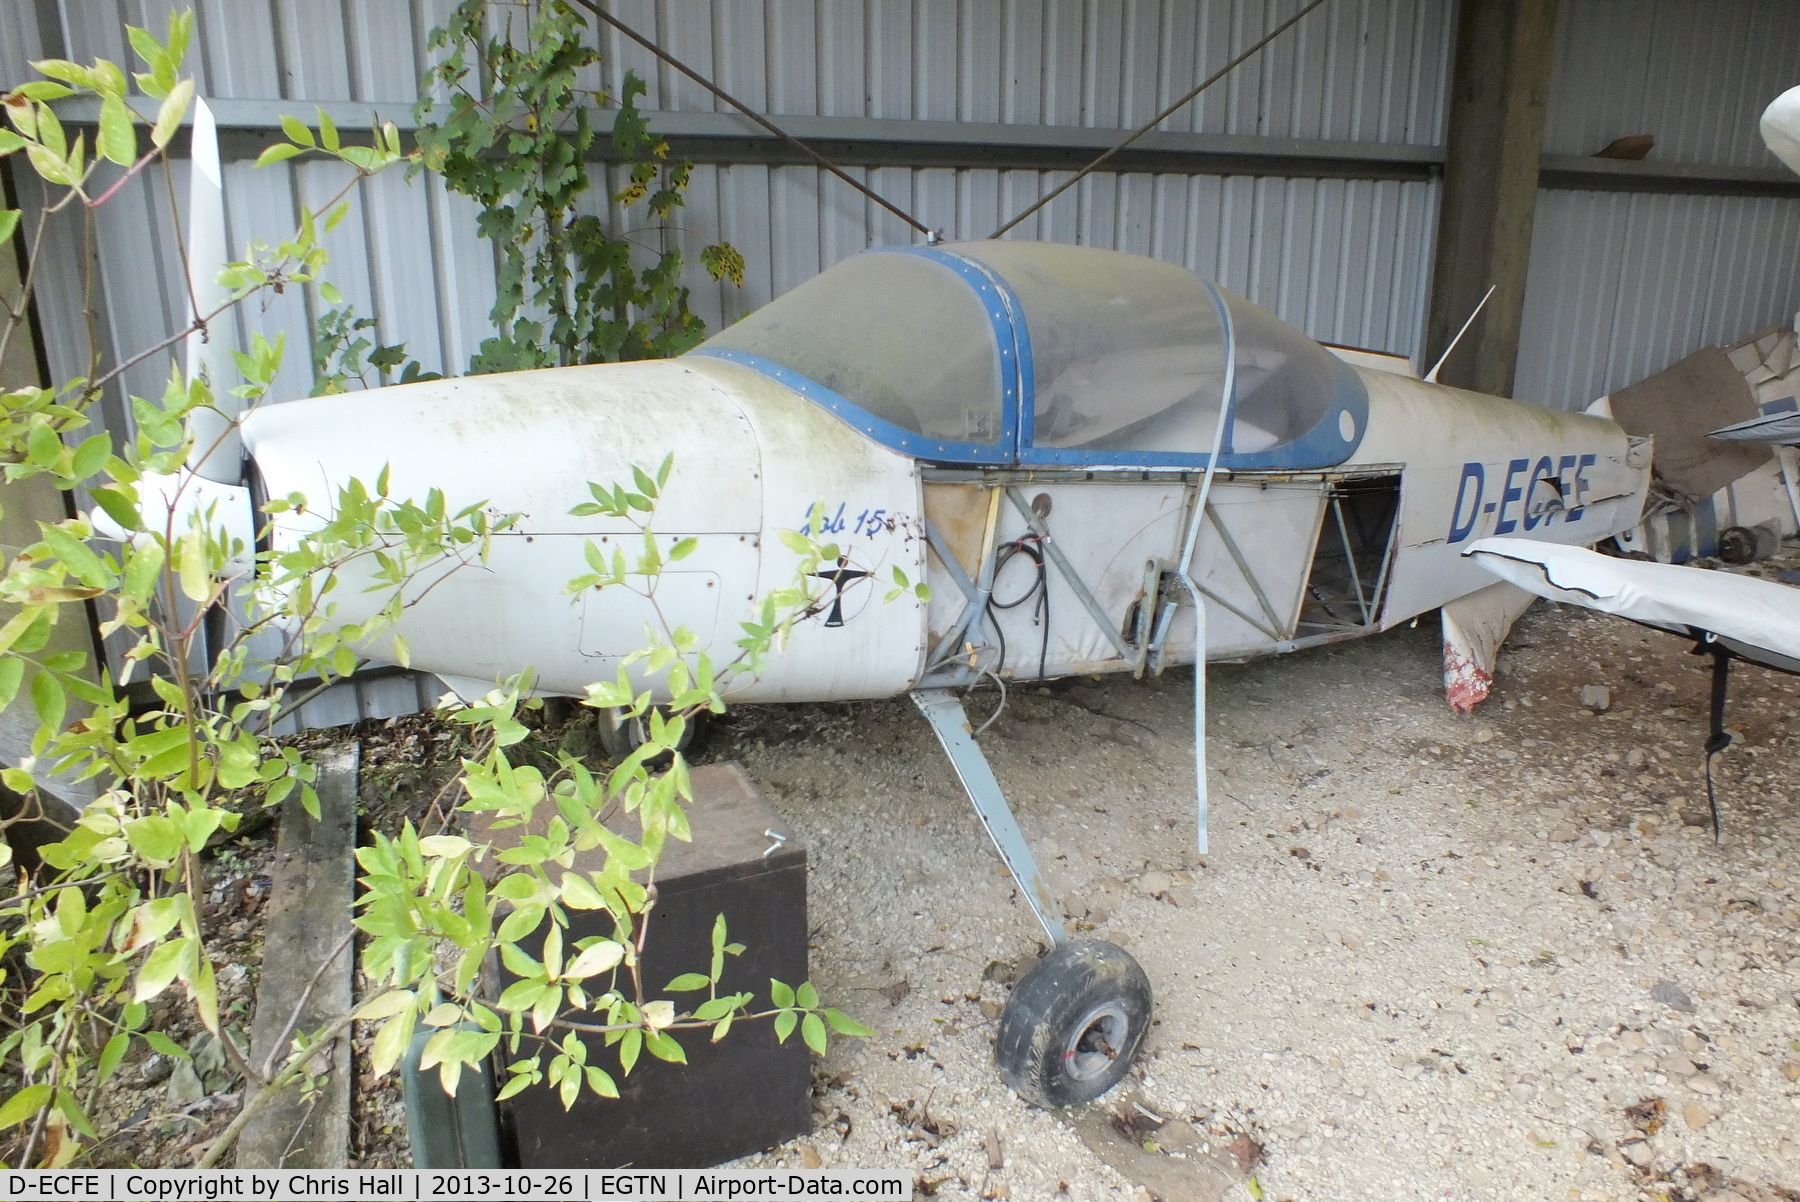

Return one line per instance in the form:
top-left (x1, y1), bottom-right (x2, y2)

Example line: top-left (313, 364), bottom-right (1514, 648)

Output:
top-left (686, 346), bottom-right (1009, 464)
top-left (1694, 494), bottom-right (1719, 559)
top-left (876, 246), bottom-right (1022, 456)
top-left (1217, 355), bottom-right (1370, 471)
top-left (695, 246), bottom-right (1370, 473)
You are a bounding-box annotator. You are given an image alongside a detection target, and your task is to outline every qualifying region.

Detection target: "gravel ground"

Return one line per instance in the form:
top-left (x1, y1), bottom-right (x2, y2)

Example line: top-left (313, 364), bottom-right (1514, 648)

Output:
top-left (709, 578), bottom-right (1800, 1202)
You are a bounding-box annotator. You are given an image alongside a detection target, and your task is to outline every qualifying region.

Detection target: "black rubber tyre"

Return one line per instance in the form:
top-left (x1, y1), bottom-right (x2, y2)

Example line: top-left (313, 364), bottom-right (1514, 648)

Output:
top-left (995, 939), bottom-right (1152, 1107)
top-left (1717, 524), bottom-right (1779, 565)
top-left (1718, 526), bottom-right (1759, 564)
top-left (595, 707), bottom-right (703, 762)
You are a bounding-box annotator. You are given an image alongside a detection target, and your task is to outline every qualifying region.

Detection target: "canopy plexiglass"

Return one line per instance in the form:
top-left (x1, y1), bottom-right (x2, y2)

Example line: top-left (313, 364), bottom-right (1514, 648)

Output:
top-left (692, 241), bottom-right (1365, 469)
top-left (698, 251), bottom-right (1006, 452)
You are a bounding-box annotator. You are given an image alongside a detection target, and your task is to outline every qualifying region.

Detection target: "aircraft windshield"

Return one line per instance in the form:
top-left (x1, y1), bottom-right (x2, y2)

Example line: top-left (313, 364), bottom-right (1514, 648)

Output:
top-left (694, 241), bottom-right (1360, 468)
top-left (952, 241), bottom-right (1339, 458)
top-left (1218, 289), bottom-right (1343, 455)
top-left (954, 242), bottom-right (1227, 452)
top-left (697, 252), bottom-right (1004, 447)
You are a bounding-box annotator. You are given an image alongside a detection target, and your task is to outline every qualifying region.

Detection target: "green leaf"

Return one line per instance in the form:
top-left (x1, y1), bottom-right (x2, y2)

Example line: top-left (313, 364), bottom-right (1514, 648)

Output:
top-left (663, 973), bottom-right (709, 992)
top-left (70, 433), bottom-right (111, 481)
top-left (152, 78), bottom-right (194, 149)
top-left (26, 422), bottom-right (60, 467)
top-left (773, 1009), bottom-right (797, 1044)
top-left (317, 107), bottom-right (339, 151)
top-left (0, 1084), bottom-right (50, 1130)
top-left (190, 956), bottom-right (220, 1033)
top-left (11, 82), bottom-right (73, 104)
top-left (644, 1030), bottom-right (687, 1064)
top-left (370, 1007), bottom-right (416, 1076)
top-left (98, 94), bottom-right (136, 165)
top-left (0, 209), bottom-right (18, 245)
top-left (97, 1032), bottom-right (129, 1083)
top-left (255, 141), bottom-right (306, 167)
top-left (796, 981), bottom-right (820, 1009)
top-left (0, 659), bottom-right (24, 713)
top-left (801, 1012), bottom-right (827, 1055)
top-left (558, 873), bottom-right (606, 910)
top-left (279, 114), bottom-right (315, 147)
top-left (692, 997), bottom-right (736, 1021)
top-left (121, 539), bottom-right (163, 603)
top-left (30, 670), bottom-right (64, 735)
top-left (177, 531), bottom-right (210, 601)
top-left (40, 523), bottom-right (109, 589)
top-left (563, 940), bottom-right (623, 980)
top-left (55, 1090), bottom-right (97, 1141)
top-left (29, 60), bottom-right (92, 88)
top-left (497, 903), bottom-right (544, 944)
top-left (769, 978), bottom-right (795, 1009)
top-left (134, 936), bottom-right (189, 1001)
top-left (124, 814), bottom-right (183, 863)
top-left (821, 1008), bottom-right (873, 1037)
top-left (141, 1030), bottom-right (188, 1060)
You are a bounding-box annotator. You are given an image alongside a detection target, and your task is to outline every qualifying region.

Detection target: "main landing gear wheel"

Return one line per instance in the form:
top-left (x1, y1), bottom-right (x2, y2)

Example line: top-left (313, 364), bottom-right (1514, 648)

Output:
top-left (595, 707), bottom-right (704, 762)
top-left (995, 939), bottom-right (1152, 1107)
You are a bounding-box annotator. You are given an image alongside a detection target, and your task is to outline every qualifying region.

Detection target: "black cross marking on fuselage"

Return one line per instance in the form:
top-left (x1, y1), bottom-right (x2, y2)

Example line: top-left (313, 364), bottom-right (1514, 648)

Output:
top-left (811, 557), bottom-right (871, 627)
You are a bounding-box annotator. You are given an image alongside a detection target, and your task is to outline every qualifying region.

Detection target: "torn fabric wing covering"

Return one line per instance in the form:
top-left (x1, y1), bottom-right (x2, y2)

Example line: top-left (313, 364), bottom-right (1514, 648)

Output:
top-left (1463, 538), bottom-right (1800, 673)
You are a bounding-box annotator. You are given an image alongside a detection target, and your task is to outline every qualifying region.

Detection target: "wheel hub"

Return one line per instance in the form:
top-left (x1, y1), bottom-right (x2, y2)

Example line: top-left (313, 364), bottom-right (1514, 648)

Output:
top-left (1062, 1002), bottom-right (1129, 1081)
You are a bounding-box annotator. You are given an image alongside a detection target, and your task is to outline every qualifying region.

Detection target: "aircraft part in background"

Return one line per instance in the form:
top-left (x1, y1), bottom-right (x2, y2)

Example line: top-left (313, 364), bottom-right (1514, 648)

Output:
top-left (1761, 85), bottom-right (1800, 178)
top-left (1594, 318), bottom-right (1800, 564)
top-left (1440, 579), bottom-right (1539, 714)
top-left (1464, 539), bottom-right (1800, 673)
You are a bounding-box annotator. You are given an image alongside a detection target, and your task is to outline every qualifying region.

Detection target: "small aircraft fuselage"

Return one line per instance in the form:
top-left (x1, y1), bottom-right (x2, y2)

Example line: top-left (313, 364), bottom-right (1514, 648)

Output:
top-left (240, 242), bottom-right (1650, 704)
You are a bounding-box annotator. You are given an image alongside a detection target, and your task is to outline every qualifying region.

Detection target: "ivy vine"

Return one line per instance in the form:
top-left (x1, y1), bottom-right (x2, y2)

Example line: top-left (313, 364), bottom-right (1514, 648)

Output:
top-left (413, 0), bottom-right (744, 375)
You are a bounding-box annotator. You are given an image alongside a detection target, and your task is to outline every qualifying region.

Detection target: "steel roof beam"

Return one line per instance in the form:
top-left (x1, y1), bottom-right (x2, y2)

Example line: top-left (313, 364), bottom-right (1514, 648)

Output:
top-left (48, 97), bottom-right (1800, 197)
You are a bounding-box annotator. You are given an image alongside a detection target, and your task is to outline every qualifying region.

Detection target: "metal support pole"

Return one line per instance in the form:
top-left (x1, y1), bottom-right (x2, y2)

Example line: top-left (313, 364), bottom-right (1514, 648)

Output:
top-left (1168, 282), bottom-right (1239, 857)
top-left (912, 688), bottom-right (1065, 945)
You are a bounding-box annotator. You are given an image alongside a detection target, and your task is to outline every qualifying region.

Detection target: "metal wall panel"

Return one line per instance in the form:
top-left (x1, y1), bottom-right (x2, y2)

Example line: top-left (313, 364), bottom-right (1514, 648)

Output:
top-left (8, 0), bottom-right (1449, 730)
top-left (595, 0), bottom-right (1451, 144)
top-left (1520, 0), bottom-right (1800, 410)
top-left (596, 161), bottom-right (1440, 356)
top-left (8, 0), bottom-right (1454, 405)
top-left (1544, 0), bottom-right (1800, 169)
top-left (1515, 188), bottom-right (1800, 411)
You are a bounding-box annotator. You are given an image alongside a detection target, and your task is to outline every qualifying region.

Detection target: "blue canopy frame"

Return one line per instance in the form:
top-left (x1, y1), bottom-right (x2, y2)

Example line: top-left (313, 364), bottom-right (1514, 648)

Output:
top-left (690, 244), bottom-right (1369, 471)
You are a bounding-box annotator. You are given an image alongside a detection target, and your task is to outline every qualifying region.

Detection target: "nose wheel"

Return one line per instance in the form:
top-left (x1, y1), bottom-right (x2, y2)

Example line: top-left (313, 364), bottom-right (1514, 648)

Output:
top-left (995, 939), bottom-right (1152, 1106)
top-left (911, 688), bottom-right (1154, 1107)
top-left (595, 706), bottom-right (704, 762)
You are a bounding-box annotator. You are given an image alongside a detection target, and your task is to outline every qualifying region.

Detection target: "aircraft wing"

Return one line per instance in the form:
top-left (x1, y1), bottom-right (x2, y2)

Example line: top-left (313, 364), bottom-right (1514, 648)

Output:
top-left (1709, 409), bottom-right (1800, 445)
top-left (1463, 537), bottom-right (1800, 674)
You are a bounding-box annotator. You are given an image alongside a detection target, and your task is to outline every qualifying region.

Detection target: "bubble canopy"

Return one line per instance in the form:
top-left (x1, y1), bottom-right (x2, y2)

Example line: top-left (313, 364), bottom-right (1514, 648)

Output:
top-left (690, 242), bottom-right (1367, 469)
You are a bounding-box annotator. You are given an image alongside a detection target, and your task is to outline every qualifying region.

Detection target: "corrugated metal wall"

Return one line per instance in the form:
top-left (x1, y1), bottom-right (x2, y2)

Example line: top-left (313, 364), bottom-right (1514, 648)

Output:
top-left (1515, 0), bottom-right (1800, 410)
top-left (7, 0), bottom-right (1453, 413)
top-left (14, 1), bottom-right (1800, 716)
top-left (4, 0), bottom-right (1458, 729)
top-left (597, 0), bottom-right (1448, 138)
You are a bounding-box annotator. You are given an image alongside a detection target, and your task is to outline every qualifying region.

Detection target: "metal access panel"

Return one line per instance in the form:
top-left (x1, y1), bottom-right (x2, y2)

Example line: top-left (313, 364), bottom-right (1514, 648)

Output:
top-left (501, 761), bottom-right (810, 1169)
